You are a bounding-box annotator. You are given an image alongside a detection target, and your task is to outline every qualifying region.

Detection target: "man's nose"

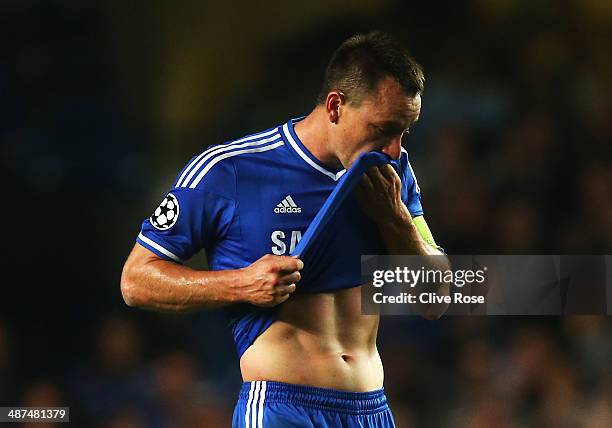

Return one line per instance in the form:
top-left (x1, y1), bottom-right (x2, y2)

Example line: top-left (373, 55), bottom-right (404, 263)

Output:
top-left (381, 137), bottom-right (402, 160)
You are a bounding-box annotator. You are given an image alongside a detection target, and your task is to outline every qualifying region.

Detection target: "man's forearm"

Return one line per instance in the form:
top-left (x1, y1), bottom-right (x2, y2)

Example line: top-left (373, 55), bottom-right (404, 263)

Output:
top-left (121, 244), bottom-right (301, 313)
top-left (377, 211), bottom-right (450, 319)
top-left (377, 209), bottom-right (443, 254)
top-left (121, 254), bottom-right (243, 313)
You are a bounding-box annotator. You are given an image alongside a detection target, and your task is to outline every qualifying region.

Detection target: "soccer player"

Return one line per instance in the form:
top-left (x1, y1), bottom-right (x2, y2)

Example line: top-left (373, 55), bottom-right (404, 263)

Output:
top-left (121, 32), bottom-right (448, 428)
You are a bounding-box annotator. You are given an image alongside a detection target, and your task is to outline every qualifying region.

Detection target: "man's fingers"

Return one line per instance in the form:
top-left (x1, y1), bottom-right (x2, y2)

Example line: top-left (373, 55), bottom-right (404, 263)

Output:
top-left (379, 164), bottom-right (399, 183)
top-left (276, 256), bottom-right (304, 272)
top-left (360, 172), bottom-right (374, 190)
top-left (277, 283), bottom-right (297, 295)
top-left (362, 165), bottom-right (397, 189)
top-left (277, 293), bottom-right (291, 304)
top-left (368, 165), bottom-right (387, 184)
top-left (279, 271), bottom-right (301, 285)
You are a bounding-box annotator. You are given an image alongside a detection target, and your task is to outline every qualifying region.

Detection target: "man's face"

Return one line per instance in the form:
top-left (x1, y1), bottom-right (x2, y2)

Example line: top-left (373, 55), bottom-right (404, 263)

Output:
top-left (331, 76), bottom-right (421, 168)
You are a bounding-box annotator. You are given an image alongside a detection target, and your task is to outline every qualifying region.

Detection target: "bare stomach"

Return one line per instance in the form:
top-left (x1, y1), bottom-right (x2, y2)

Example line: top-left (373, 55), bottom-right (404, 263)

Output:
top-left (240, 286), bottom-right (383, 392)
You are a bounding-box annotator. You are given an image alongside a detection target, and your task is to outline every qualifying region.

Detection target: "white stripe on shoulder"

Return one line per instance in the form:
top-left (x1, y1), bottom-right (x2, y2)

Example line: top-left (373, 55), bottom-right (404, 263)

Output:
top-left (257, 381), bottom-right (266, 428)
top-left (402, 147), bottom-right (421, 193)
top-left (245, 381), bottom-right (256, 428)
top-left (178, 132), bottom-right (281, 188)
top-left (176, 127), bottom-right (279, 187)
top-left (138, 233), bottom-right (182, 262)
top-left (282, 123), bottom-right (343, 181)
top-left (188, 141), bottom-right (284, 189)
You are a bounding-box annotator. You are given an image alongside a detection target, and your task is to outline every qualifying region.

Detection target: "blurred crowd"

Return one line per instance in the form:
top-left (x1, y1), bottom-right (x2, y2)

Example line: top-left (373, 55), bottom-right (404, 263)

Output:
top-left (1, 0), bottom-right (611, 427)
top-left (1, 316), bottom-right (611, 427)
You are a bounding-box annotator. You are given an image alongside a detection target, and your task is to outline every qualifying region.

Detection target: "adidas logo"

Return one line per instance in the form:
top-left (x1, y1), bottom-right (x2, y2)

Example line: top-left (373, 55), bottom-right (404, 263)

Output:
top-left (274, 195), bottom-right (302, 214)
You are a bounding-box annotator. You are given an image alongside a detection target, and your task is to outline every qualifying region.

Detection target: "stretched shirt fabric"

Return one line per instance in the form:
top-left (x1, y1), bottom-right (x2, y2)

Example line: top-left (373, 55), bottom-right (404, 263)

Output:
top-left (290, 150), bottom-right (412, 292)
top-left (136, 117), bottom-right (423, 357)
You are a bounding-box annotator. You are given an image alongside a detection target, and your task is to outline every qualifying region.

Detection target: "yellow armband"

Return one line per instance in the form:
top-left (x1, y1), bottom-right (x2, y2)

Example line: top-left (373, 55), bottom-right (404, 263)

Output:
top-left (413, 215), bottom-right (437, 248)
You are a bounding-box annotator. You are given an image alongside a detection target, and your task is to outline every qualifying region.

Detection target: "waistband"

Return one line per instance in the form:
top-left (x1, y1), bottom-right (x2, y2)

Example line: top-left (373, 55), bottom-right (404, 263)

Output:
top-left (238, 381), bottom-right (388, 415)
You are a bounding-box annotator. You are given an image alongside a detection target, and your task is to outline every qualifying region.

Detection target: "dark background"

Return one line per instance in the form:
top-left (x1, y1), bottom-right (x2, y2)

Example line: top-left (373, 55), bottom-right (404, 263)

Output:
top-left (1, 0), bottom-right (611, 426)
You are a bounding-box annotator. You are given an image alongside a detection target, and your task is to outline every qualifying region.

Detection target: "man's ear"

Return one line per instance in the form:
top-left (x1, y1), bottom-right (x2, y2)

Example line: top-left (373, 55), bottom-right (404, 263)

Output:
top-left (325, 91), bottom-right (345, 124)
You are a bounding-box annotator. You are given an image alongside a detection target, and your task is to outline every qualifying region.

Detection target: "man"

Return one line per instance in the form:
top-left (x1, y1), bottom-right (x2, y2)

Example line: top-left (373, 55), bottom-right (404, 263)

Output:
top-left (121, 32), bottom-right (448, 428)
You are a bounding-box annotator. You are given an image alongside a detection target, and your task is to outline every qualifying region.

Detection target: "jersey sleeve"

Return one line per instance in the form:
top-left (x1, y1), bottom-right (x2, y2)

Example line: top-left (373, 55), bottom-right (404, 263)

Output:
top-left (136, 155), bottom-right (237, 262)
top-left (397, 150), bottom-right (444, 250)
top-left (399, 148), bottom-right (424, 217)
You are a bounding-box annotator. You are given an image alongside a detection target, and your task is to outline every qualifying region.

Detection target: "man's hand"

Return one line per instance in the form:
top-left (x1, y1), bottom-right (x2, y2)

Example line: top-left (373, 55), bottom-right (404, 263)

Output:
top-left (353, 163), bottom-right (450, 319)
top-left (237, 254), bottom-right (304, 307)
top-left (354, 163), bottom-right (442, 257)
top-left (355, 164), bottom-right (411, 225)
top-left (121, 245), bottom-right (304, 313)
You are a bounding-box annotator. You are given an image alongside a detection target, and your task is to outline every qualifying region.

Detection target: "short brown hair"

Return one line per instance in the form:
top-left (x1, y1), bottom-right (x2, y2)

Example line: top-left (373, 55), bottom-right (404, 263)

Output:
top-left (316, 31), bottom-right (425, 105)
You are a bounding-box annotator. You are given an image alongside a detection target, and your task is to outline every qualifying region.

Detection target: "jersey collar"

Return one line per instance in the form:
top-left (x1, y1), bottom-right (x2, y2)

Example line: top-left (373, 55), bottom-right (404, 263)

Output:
top-left (281, 117), bottom-right (346, 182)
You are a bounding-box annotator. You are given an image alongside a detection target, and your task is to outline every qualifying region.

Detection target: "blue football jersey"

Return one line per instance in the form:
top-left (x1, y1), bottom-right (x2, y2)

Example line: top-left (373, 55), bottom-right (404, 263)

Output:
top-left (290, 150), bottom-right (415, 293)
top-left (136, 117), bottom-right (423, 357)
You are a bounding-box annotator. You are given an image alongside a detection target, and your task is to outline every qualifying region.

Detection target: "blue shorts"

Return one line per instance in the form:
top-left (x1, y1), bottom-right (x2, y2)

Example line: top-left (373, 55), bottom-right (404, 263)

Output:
top-left (232, 381), bottom-right (395, 428)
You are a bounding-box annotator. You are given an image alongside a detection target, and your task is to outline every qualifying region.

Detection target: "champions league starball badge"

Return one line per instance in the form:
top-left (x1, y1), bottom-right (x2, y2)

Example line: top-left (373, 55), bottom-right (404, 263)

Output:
top-left (150, 193), bottom-right (179, 230)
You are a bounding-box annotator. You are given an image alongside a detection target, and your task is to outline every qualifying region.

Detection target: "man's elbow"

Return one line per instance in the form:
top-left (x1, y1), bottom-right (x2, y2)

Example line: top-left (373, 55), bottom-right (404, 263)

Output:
top-left (120, 265), bottom-right (145, 308)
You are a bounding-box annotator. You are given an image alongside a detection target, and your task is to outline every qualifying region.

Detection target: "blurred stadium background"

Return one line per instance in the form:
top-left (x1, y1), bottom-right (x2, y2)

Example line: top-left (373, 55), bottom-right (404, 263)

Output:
top-left (1, 0), bottom-right (611, 426)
